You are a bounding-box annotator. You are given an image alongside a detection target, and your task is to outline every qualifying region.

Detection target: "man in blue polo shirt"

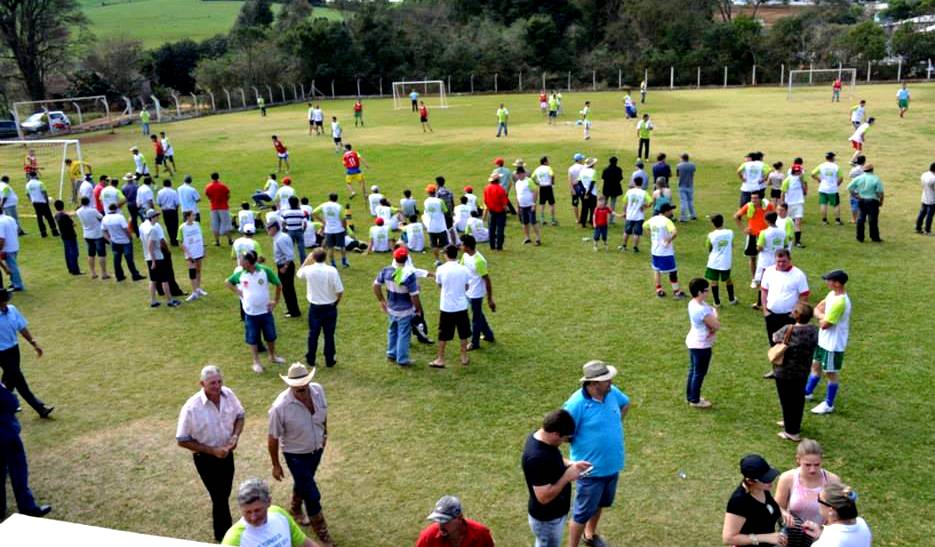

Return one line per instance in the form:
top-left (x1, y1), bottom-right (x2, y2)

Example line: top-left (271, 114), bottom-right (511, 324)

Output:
top-left (563, 360), bottom-right (630, 547)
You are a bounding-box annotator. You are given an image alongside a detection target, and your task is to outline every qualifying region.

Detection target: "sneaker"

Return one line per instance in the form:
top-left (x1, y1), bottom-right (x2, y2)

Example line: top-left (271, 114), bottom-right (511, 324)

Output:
top-left (804, 393), bottom-right (814, 401)
top-left (535, 240), bottom-right (541, 246)
top-left (763, 370), bottom-right (776, 379)
top-left (835, 219), bottom-right (844, 225)
top-left (342, 260), bottom-right (350, 268)
top-left (751, 303), bottom-right (762, 310)
top-left (728, 299), bottom-right (739, 305)
top-left (349, 192), bottom-right (357, 199)
top-left (270, 356), bottom-right (286, 365)
top-left (689, 398), bottom-right (713, 409)
top-left (167, 300), bottom-right (182, 307)
top-left (617, 244), bottom-right (627, 251)
top-left (632, 246), bottom-right (640, 253)
top-left (196, 288), bottom-right (208, 296)
top-left (583, 534), bottom-right (608, 547)
top-left (811, 401), bottom-right (834, 414)
top-left (673, 290), bottom-right (687, 299)
top-left (251, 363), bottom-right (265, 374)
top-left (750, 280), bottom-right (758, 289)
top-left (523, 239), bottom-right (531, 245)
top-left (655, 289), bottom-right (666, 298)
top-left (131, 274), bottom-right (146, 281)
top-left (795, 242), bottom-right (806, 248)
top-left (150, 302), bottom-right (161, 308)
top-left (185, 293), bottom-right (199, 302)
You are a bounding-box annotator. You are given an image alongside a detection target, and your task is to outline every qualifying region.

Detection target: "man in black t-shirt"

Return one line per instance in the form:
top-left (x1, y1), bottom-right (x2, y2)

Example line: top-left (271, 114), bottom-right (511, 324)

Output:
top-left (522, 409), bottom-right (590, 547)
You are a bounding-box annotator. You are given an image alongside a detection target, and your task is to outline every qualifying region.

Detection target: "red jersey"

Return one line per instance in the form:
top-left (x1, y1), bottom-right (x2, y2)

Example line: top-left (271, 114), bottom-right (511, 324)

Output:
top-left (419, 105), bottom-right (428, 118)
top-left (832, 79), bottom-right (842, 90)
top-left (152, 140), bottom-right (164, 156)
top-left (23, 155), bottom-right (38, 174)
top-left (594, 206), bottom-right (611, 227)
top-left (273, 140), bottom-right (287, 154)
top-left (415, 519), bottom-right (494, 547)
top-left (353, 102), bottom-right (362, 112)
top-left (93, 183), bottom-right (105, 213)
top-left (204, 180), bottom-right (230, 210)
top-left (483, 182), bottom-right (509, 213)
top-left (342, 150), bottom-right (361, 172)
top-left (538, 93), bottom-right (547, 102)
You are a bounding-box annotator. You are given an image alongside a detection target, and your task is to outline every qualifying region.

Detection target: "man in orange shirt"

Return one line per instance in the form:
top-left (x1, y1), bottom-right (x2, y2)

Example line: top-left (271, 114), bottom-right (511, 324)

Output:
top-left (205, 172), bottom-right (233, 246)
top-left (733, 189), bottom-right (774, 303)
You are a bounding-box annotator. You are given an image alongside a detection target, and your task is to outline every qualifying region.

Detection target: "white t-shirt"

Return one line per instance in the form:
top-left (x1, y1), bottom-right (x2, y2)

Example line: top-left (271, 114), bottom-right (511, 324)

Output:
top-left (812, 517), bottom-right (872, 547)
top-left (813, 162), bottom-right (841, 194)
top-left (25, 179), bottom-right (47, 203)
top-left (818, 291), bottom-right (852, 352)
top-left (136, 184), bottom-right (154, 209)
top-left (849, 123), bottom-right (869, 143)
top-left (453, 204), bottom-right (471, 231)
top-left (644, 215), bottom-right (676, 256)
top-left (312, 108), bottom-right (323, 122)
top-left (435, 260), bottom-right (470, 312)
top-left (0, 182), bottom-right (19, 207)
top-left (578, 167), bottom-right (598, 196)
top-left (296, 262), bottom-right (343, 305)
top-left (100, 186), bottom-right (123, 211)
top-left (76, 206), bottom-right (103, 239)
top-left (314, 201), bottom-right (344, 234)
top-left (101, 213), bottom-right (131, 244)
top-left (459, 251), bottom-right (489, 299)
top-left (532, 165), bottom-right (554, 187)
top-left (423, 197), bottom-right (447, 233)
top-left (0, 216), bottom-right (19, 252)
top-left (161, 137), bottom-right (174, 156)
top-left (133, 154), bottom-right (148, 174)
top-left (139, 220), bottom-right (165, 261)
top-left (757, 225), bottom-right (787, 258)
top-left (850, 104), bottom-right (865, 123)
top-left (179, 222), bottom-right (205, 260)
top-left (465, 217), bottom-right (488, 242)
top-left (706, 228), bottom-right (733, 271)
top-left (238, 209), bottom-right (256, 229)
top-left (403, 222), bottom-right (425, 251)
top-left (781, 175), bottom-right (806, 204)
top-left (224, 506), bottom-right (302, 547)
top-left (368, 225), bottom-right (391, 252)
top-left (464, 193), bottom-right (478, 212)
top-left (761, 266), bottom-right (809, 314)
top-left (264, 178), bottom-right (279, 199)
top-left (515, 177), bottom-right (537, 207)
top-left (307, 107), bottom-right (315, 121)
top-left (78, 180), bottom-right (95, 204)
top-left (921, 171), bottom-right (935, 205)
top-left (331, 121), bottom-right (342, 139)
top-left (276, 185), bottom-right (296, 211)
top-left (686, 299), bottom-right (716, 349)
top-left (567, 163), bottom-right (584, 190)
top-left (228, 265), bottom-right (278, 316)
top-left (368, 193), bottom-right (384, 216)
top-left (739, 160), bottom-right (766, 192)
top-left (624, 187), bottom-right (650, 221)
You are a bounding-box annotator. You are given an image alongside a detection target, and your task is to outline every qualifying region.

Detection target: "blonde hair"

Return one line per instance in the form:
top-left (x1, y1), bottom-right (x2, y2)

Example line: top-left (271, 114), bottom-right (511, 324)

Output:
top-left (796, 438), bottom-right (823, 459)
top-left (822, 482), bottom-right (859, 520)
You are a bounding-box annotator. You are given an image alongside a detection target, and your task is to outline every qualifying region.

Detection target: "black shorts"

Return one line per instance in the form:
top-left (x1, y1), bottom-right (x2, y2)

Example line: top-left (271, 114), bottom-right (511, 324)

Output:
top-left (333, 137), bottom-right (342, 145)
top-left (325, 232), bottom-right (345, 249)
top-left (539, 186), bottom-right (555, 205)
top-left (420, 116), bottom-right (428, 123)
top-left (571, 194), bottom-right (580, 207)
top-left (744, 234), bottom-right (759, 257)
top-left (155, 154), bottom-right (166, 166)
top-left (429, 231), bottom-right (448, 248)
top-left (519, 206), bottom-right (537, 225)
top-left (770, 188), bottom-right (782, 199)
top-left (444, 214), bottom-right (453, 229)
top-left (438, 310), bottom-right (471, 341)
top-left (315, 120), bottom-right (323, 127)
top-left (309, 120), bottom-right (314, 126)
top-left (148, 259), bottom-right (170, 283)
top-left (548, 110), bottom-right (557, 118)
top-left (85, 237), bottom-right (106, 257)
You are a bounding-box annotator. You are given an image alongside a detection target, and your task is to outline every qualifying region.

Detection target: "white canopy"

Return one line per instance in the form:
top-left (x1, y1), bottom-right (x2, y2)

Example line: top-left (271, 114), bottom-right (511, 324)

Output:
top-left (0, 514), bottom-right (215, 546)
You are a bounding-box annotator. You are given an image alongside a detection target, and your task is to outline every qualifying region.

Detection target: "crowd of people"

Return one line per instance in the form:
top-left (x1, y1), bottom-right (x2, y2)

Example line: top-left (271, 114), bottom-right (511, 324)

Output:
top-left (1, 85), bottom-right (925, 546)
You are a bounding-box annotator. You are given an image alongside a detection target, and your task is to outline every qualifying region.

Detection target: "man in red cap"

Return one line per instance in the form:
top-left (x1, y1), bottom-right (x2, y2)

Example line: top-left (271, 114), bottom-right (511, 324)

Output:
top-left (373, 246), bottom-right (423, 366)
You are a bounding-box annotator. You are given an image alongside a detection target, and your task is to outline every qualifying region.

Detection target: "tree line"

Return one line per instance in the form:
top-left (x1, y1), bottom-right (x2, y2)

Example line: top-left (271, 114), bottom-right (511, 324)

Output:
top-left (1, 0), bottom-right (933, 109)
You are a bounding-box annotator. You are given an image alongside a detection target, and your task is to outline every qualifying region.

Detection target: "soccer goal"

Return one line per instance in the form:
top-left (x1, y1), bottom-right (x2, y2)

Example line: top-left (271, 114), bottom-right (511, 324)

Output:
top-left (787, 68), bottom-right (857, 99)
top-left (0, 139), bottom-right (85, 200)
top-left (392, 80), bottom-right (449, 110)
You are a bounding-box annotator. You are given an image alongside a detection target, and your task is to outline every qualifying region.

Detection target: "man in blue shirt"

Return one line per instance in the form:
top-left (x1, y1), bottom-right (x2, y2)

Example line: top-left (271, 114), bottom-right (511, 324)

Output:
top-left (0, 289), bottom-right (52, 418)
top-left (1, 381), bottom-right (52, 518)
top-left (563, 360), bottom-right (630, 547)
top-left (372, 246), bottom-right (423, 367)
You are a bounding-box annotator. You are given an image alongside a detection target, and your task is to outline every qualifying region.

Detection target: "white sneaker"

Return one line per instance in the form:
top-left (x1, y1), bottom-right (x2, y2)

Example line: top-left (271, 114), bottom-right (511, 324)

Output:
top-left (270, 355), bottom-right (286, 364)
top-left (811, 401), bottom-right (834, 414)
top-left (197, 288), bottom-right (208, 296)
top-left (185, 293), bottom-right (199, 302)
top-left (804, 393), bottom-right (814, 401)
top-left (750, 281), bottom-right (758, 289)
top-left (251, 363), bottom-right (265, 374)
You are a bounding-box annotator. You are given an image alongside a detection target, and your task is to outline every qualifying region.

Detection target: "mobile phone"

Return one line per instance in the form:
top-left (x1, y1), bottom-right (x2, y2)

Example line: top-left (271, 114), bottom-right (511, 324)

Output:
top-left (579, 465), bottom-right (594, 477)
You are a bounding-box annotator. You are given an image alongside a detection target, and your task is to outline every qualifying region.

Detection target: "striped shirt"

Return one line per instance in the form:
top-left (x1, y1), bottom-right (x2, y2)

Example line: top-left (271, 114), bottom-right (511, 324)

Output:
top-left (373, 265), bottom-right (420, 317)
top-left (280, 208), bottom-right (307, 232)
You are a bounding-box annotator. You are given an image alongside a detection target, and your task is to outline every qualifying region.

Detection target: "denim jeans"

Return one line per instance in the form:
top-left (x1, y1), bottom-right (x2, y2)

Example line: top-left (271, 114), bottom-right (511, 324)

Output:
top-left (470, 297), bottom-right (494, 346)
top-left (679, 187), bottom-right (695, 221)
top-left (4, 251), bottom-right (24, 289)
top-left (284, 449), bottom-right (325, 517)
top-left (63, 238), bottom-right (80, 274)
top-left (528, 514), bottom-right (566, 547)
top-left (387, 314), bottom-right (413, 364)
top-left (686, 347), bottom-right (712, 403)
top-left (111, 241), bottom-right (140, 280)
top-left (488, 211), bottom-right (506, 250)
top-left (0, 434), bottom-right (43, 517)
top-left (497, 122), bottom-right (508, 137)
top-left (3, 206), bottom-right (21, 233)
top-left (287, 229), bottom-right (307, 264)
top-left (307, 303), bottom-right (337, 366)
top-left (252, 192), bottom-right (272, 207)
top-left (916, 203), bottom-right (935, 233)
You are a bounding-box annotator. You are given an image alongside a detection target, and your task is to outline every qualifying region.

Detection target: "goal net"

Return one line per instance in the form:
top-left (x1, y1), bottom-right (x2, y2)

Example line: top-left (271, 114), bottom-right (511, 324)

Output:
top-left (11, 96), bottom-right (114, 140)
top-left (787, 68), bottom-right (857, 99)
top-left (392, 80), bottom-right (448, 110)
top-left (0, 139), bottom-right (86, 201)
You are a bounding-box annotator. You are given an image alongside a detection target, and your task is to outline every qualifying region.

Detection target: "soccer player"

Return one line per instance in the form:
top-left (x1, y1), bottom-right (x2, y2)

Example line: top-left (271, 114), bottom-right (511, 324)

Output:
top-left (131, 147), bottom-right (150, 177)
top-left (643, 204), bottom-right (684, 298)
top-left (781, 164), bottom-right (808, 246)
top-left (579, 101), bottom-right (592, 140)
top-left (538, 90), bottom-right (548, 115)
top-left (623, 90), bottom-right (637, 119)
top-left (811, 152), bottom-right (843, 224)
top-left (849, 99), bottom-right (866, 129)
top-left (331, 116), bottom-right (343, 153)
top-left (704, 214), bottom-right (736, 307)
top-left (805, 269), bottom-right (852, 415)
top-left (847, 155), bottom-right (866, 224)
top-left (755, 212), bottom-right (790, 300)
top-left (737, 152), bottom-right (766, 206)
top-left (547, 93), bottom-right (558, 125)
top-left (150, 134), bottom-right (174, 177)
top-left (896, 83), bottom-right (910, 118)
top-left (409, 88), bottom-right (419, 112)
top-left (532, 156), bottom-right (557, 225)
top-left (733, 190), bottom-right (774, 294)
top-left (342, 144), bottom-right (368, 199)
top-left (160, 132), bottom-right (177, 172)
top-left (179, 210), bottom-right (206, 301)
top-left (620, 179), bottom-right (650, 252)
top-left (418, 101), bottom-right (433, 133)
top-left (353, 98), bottom-right (364, 127)
top-left (495, 103), bottom-right (509, 137)
top-left (831, 78), bottom-right (842, 102)
top-left (848, 117), bottom-right (874, 162)
top-left (257, 96), bottom-right (266, 117)
top-left (272, 135), bottom-right (290, 173)
top-left (636, 114), bottom-right (653, 160)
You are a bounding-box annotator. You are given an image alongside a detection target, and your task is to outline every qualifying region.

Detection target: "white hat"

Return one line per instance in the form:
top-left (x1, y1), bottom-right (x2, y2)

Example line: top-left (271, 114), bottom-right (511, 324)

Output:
top-left (280, 363), bottom-right (317, 387)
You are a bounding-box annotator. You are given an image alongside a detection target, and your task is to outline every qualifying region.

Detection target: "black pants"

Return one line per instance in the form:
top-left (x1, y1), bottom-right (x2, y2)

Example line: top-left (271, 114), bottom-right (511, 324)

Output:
top-left (856, 199), bottom-right (881, 242)
top-left (0, 346), bottom-right (46, 416)
top-left (506, 199), bottom-right (517, 215)
top-left (193, 452), bottom-right (234, 542)
top-left (917, 203), bottom-right (935, 233)
top-left (488, 211), bottom-right (506, 250)
top-left (163, 208), bottom-right (179, 245)
top-left (775, 375), bottom-right (808, 435)
top-left (638, 138), bottom-right (651, 160)
top-left (279, 261), bottom-right (301, 316)
top-left (154, 251), bottom-right (185, 297)
top-left (579, 194), bottom-right (597, 226)
top-left (127, 205), bottom-right (141, 237)
top-left (764, 312), bottom-right (795, 346)
top-left (307, 303), bottom-right (337, 366)
top-left (32, 202), bottom-right (58, 237)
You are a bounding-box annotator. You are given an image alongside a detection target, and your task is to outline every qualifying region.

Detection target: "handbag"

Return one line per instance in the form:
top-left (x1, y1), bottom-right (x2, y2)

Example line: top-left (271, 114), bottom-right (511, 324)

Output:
top-left (768, 325), bottom-right (795, 365)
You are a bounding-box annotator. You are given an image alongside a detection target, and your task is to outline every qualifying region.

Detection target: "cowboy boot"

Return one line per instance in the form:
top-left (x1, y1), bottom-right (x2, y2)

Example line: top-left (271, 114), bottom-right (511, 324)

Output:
top-left (289, 493), bottom-right (310, 526)
top-left (309, 512), bottom-right (335, 546)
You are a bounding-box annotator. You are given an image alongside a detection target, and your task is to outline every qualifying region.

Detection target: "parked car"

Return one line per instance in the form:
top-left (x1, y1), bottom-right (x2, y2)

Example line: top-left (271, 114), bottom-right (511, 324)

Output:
top-left (20, 111), bottom-right (71, 133)
top-left (0, 120), bottom-right (18, 139)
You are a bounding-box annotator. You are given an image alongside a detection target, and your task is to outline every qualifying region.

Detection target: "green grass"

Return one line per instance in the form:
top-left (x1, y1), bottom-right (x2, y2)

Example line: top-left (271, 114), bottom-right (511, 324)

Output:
top-left (2, 84), bottom-right (934, 545)
top-left (79, 0), bottom-right (343, 48)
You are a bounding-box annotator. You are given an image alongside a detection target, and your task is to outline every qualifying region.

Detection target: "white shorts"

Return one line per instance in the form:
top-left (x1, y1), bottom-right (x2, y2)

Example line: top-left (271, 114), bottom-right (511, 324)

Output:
top-left (754, 253), bottom-right (776, 282)
top-left (539, 101), bottom-right (548, 109)
top-left (277, 152), bottom-right (289, 159)
top-left (788, 203), bottom-right (805, 219)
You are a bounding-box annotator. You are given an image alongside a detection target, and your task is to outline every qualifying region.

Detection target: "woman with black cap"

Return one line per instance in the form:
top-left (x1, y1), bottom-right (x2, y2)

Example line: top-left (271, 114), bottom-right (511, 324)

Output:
top-left (722, 454), bottom-right (788, 546)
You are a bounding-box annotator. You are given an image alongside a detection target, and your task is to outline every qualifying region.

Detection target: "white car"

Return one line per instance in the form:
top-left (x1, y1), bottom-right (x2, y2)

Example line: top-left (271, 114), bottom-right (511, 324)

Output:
top-left (21, 111), bottom-right (71, 133)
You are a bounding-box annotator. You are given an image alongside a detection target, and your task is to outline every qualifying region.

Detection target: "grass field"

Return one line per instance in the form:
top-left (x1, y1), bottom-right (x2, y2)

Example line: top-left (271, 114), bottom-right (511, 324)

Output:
top-left (79, 0), bottom-right (343, 48)
top-left (2, 83), bottom-right (934, 546)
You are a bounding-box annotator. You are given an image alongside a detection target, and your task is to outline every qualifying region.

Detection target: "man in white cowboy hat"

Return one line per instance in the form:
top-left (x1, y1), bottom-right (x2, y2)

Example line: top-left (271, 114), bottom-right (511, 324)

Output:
top-left (563, 360), bottom-right (630, 547)
top-left (268, 363), bottom-right (334, 546)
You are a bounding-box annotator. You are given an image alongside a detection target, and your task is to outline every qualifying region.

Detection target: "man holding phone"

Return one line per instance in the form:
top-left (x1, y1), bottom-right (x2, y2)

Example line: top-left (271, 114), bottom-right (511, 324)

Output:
top-left (522, 408), bottom-right (591, 547)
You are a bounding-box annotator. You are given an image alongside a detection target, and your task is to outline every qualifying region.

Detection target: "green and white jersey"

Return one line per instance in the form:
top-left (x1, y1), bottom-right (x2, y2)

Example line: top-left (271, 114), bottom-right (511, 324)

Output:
top-left (818, 291), bottom-right (851, 352)
top-left (737, 160), bottom-right (766, 192)
top-left (423, 196), bottom-right (447, 233)
top-left (515, 177), bottom-right (538, 208)
top-left (0, 181), bottom-right (19, 207)
top-left (231, 236), bottom-right (262, 261)
top-left (775, 217), bottom-right (794, 249)
top-left (460, 251), bottom-right (489, 299)
top-left (496, 107), bottom-right (509, 123)
top-left (369, 224), bottom-right (391, 252)
top-left (100, 186), bottom-right (126, 211)
top-left (275, 185), bottom-right (295, 211)
top-left (757, 225), bottom-right (788, 257)
top-left (403, 222), bottom-right (425, 251)
top-left (780, 175), bottom-right (806, 205)
top-left (532, 165), bottom-right (554, 187)
top-left (643, 215), bottom-right (676, 256)
top-left (179, 222), bottom-right (205, 259)
top-left (624, 187), bottom-right (651, 221)
top-left (811, 161), bottom-right (841, 194)
top-left (313, 201), bottom-right (344, 234)
top-left (226, 264), bottom-right (280, 316)
top-left (706, 228), bottom-right (733, 271)
top-left (24, 179), bottom-right (47, 204)
top-left (580, 106), bottom-right (591, 122)
top-left (222, 505), bottom-right (306, 547)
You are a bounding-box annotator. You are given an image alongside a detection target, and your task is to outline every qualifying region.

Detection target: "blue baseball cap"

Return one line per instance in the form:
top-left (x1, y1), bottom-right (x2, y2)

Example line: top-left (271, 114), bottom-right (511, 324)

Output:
top-left (573, 153), bottom-right (585, 161)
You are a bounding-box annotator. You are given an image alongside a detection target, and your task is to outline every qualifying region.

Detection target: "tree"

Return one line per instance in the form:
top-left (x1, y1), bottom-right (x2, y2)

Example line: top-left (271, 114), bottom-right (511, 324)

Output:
top-left (277, 0), bottom-right (312, 31)
top-left (892, 23), bottom-right (935, 70)
top-left (76, 38), bottom-right (146, 98)
top-left (147, 40), bottom-right (203, 94)
top-left (838, 20), bottom-right (886, 63)
top-left (235, 0), bottom-right (274, 31)
top-left (0, 0), bottom-right (88, 100)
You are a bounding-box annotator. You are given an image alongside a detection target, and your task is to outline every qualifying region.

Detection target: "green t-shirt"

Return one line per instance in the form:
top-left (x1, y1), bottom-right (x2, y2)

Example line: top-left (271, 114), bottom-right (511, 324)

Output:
top-left (221, 505), bottom-right (306, 546)
top-left (847, 173), bottom-right (884, 200)
top-left (496, 107), bottom-right (509, 123)
top-left (140, 110), bottom-right (150, 123)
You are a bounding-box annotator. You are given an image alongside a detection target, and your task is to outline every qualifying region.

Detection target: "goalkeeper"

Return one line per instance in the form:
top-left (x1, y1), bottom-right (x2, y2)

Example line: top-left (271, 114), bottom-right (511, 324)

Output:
top-left (65, 158), bottom-right (93, 204)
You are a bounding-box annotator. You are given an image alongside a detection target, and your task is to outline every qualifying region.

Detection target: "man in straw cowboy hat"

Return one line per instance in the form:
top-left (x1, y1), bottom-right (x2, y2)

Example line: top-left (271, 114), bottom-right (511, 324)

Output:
top-left (268, 363), bottom-right (335, 546)
top-left (563, 361), bottom-right (631, 547)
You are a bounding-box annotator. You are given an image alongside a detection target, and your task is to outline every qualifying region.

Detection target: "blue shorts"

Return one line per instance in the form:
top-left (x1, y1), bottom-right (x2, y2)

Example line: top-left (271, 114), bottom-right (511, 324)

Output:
top-left (624, 220), bottom-right (643, 235)
top-left (572, 473), bottom-right (619, 524)
top-left (593, 225), bottom-right (608, 241)
top-left (651, 254), bottom-right (677, 273)
top-left (244, 312), bottom-right (277, 345)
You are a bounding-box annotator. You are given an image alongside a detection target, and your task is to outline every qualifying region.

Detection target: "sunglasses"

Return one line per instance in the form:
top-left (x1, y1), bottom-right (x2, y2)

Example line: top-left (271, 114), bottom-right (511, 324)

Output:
top-left (817, 498), bottom-right (832, 507)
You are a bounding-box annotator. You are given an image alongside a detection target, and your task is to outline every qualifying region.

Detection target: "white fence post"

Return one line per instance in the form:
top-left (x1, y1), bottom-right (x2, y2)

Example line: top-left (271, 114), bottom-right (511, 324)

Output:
top-left (151, 95), bottom-right (163, 121)
top-left (837, 62), bottom-right (842, 78)
top-left (470, 74), bottom-right (474, 94)
top-left (207, 91), bottom-right (216, 112)
top-left (897, 58), bottom-right (902, 82)
top-left (592, 70), bottom-right (596, 91)
top-left (542, 71), bottom-right (546, 90)
top-left (251, 86), bottom-right (260, 104)
top-left (644, 68), bottom-right (648, 86)
top-left (447, 75), bottom-right (451, 94)
top-left (356, 79), bottom-right (361, 97)
top-left (238, 88), bottom-right (246, 108)
top-left (190, 93), bottom-right (198, 115)
top-left (122, 96), bottom-right (133, 117)
top-left (279, 84), bottom-right (286, 103)
top-left (71, 102), bottom-right (83, 126)
top-left (809, 63), bottom-right (814, 84)
top-left (170, 91), bottom-right (181, 117)
top-left (866, 61), bottom-right (871, 83)
top-left (697, 67), bottom-right (701, 88)
top-left (752, 65), bottom-right (757, 86)
top-left (670, 66), bottom-right (674, 89)
top-left (292, 84), bottom-right (297, 101)
top-left (780, 64), bottom-right (785, 86)
top-left (494, 73), bottom-right (498, 93)
top-left (618, 68), bottom-right (622, 89)
top-left (567, 71), bottom-right (571, 91)
top-left (331, 81), bottom-right (335, 99)
top-left (519, 71), bottom-right (523, 91)
top-left (723, 66), bottom-right (727, 87)
top-left (379, 78), bottom-right (383, 97)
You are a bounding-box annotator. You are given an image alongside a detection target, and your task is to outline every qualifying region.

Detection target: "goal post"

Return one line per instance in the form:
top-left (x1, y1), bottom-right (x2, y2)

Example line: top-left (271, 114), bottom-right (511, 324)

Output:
top-left (391, 80), bottom-right (448, 110)
top-left (0, 139), bottom-right (85, 200)
top-left (787, 68), bottom-right (857, 99)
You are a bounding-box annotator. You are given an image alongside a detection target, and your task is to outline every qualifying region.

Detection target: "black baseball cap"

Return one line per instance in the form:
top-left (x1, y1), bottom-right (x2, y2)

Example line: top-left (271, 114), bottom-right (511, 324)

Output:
top-left (740, 454), bottom-right (779, 483)
top-left (822, 269), bottom-right (849, 284)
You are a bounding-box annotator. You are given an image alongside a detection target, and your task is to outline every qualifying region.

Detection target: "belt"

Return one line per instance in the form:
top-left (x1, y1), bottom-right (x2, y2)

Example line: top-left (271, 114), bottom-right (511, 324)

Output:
top-left (309, 302), bottom-right (336, 307)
